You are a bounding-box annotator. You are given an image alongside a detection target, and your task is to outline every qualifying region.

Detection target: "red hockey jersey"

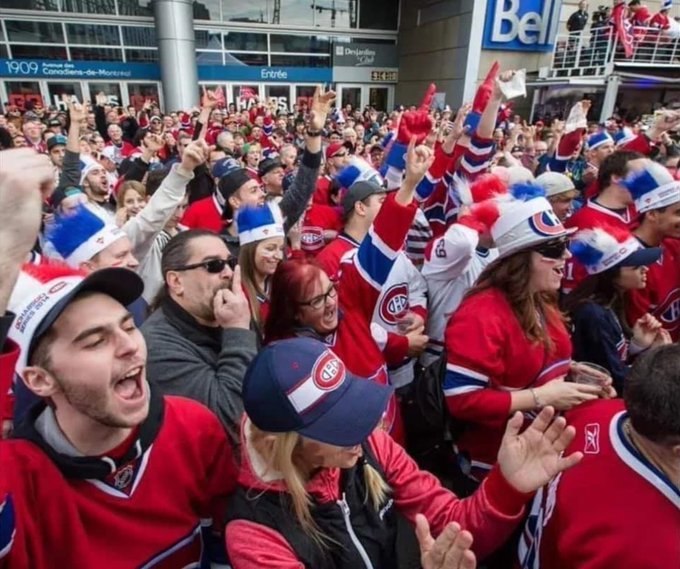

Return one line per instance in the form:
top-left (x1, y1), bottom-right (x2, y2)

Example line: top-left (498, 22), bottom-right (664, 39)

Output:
top-left (445, 289), bottom-right (572, 475)
top-left (627, 238), bottom-right (680, 341)
top-left (518, 399), bottom-right (680, 569)
top-left (0, 393), bottom-right (236, 569)
top-left (286, 194), bottom-right (418, 433)
top-left (181, 194), bottom-right (225, 233)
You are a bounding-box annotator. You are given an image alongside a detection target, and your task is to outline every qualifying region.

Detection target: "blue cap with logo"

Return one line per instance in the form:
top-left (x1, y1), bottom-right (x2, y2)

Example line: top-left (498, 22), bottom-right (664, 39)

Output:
top-left (243, 338), bottom-right (393, 446)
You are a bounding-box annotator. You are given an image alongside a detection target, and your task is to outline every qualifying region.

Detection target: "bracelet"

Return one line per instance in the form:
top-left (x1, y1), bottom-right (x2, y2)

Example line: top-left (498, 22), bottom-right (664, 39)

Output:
top-left (529, 387), bottom-right (543, 409)
top-left (306, 128), bottom-right (322, 137)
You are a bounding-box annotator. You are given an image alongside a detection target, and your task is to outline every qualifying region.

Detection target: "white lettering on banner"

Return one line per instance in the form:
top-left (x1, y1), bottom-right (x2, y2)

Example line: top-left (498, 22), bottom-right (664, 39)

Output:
top-left (3, 60), bottom-right (136, 79)
top-left (489, 0), bottom-right (560, 48)
top-left (268, 96), bottom-right (289, 113)
top-left (260, 69), bottom-right (288, 80)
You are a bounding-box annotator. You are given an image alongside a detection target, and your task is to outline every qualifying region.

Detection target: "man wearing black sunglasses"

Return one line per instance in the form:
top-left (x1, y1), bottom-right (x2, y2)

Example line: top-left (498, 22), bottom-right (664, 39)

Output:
top-left (142, 229), bottom-right (257, 444)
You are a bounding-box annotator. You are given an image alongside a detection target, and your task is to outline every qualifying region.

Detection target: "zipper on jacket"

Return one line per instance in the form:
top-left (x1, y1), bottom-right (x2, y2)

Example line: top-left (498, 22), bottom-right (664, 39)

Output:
top-left (337, 492), bottom-right (374, 569)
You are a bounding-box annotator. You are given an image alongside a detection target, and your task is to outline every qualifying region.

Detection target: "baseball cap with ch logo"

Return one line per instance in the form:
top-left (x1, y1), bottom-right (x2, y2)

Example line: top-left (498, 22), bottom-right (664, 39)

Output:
top-left (242, 338), bottom-right (393, 447)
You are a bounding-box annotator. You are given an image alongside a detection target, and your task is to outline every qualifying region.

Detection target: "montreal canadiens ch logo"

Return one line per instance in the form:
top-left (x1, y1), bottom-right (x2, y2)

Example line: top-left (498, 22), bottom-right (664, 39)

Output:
top-left (379, 284), bottom-right (409, 325)
top-left (528, 210), bottom-right (564, 237)
top-left (312, 351), bottom-right (346, 391)
top-left (656, 288), bottom-right (680, 331)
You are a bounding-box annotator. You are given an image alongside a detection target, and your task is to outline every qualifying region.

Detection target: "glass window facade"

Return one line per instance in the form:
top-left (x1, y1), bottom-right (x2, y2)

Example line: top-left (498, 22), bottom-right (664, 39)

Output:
top-left (125, 48), bottom-right (158, 62)
top-left (11, 45), bottom-right (68, 59)
top-left (66, 23), bottom-right (120, 46)
top-left (270, 34), bottom-right (330, 55)
top-left (270, 54), bottom-right (330, 68)
top-left (223, 31), bottom-right (267, 52)
top-left (121, 26), bottom-right (156, 47)
top-left (5, 21), bottom-right (64, 43)
top-left (70, 46), bottom-right (123, 61)
top-left (62, 0), bottom-right (116, 15)
top-left (195, 29), bottom-right (223, 50)
top-left (4, 80), bottom-right (44, 110)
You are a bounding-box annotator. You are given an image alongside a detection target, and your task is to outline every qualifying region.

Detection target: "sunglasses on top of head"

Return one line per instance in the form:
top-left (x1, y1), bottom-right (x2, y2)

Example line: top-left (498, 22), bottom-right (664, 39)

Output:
top-left (532, 238), bottom-right (569, 260)
top-left (171, 257), bottom-right (238, 274)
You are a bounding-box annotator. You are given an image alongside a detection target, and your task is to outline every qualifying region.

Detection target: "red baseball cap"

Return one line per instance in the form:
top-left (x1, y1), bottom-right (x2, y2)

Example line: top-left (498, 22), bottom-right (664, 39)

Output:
top-left (326, 142), bottom-right (348, 160)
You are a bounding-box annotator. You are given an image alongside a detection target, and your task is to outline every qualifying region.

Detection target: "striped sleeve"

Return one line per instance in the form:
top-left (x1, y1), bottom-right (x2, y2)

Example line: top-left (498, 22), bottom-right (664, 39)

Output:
top-left (548, 128), bottom-right (584, 173)
top-left (458, 135), bottom-right (495, 180)
top-left (353, 193), bottom-right (417, 290)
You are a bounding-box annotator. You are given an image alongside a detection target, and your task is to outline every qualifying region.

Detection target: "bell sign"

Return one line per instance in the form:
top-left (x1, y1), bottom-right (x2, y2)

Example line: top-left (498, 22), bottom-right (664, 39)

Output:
top-left (482, 0), bottom-right (562, 52)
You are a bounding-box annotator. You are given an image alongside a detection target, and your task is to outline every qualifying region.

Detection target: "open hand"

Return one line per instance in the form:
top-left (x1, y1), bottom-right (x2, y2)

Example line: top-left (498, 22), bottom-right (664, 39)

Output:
top-left (309, 85), bottom-right (336, 131)
top-left (67, 97), bottom-right (88, 125)
top-left (416, 515), bottom-right (476, 569)
top-left (497, 407), bottom-right (583, 494)
top-left (632, 313), bottom-right (664, 349)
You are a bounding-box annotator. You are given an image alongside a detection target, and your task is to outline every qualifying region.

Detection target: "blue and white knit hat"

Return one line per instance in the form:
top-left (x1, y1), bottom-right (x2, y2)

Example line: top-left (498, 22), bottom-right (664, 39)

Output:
top-left (237, 203), bottom-right (284, 246)
top-left (622, 160), bottom-right (680, 214)
top-left (336, 157), bottom-right (384, 191)
top-left (662, 0), bottom-right (672, 11)
top-left (571, 223), bottom-right (661, 275)
top-left (79, 155), bottom-right (106, 185)
top-left (586, 131), bottom-right (614, 151)
top-left (46, 206), bottom-right (126, 267)
top-left (491, 183), bottom-right (574, 258)
top-left (613, 127), bottom-right (636, 147)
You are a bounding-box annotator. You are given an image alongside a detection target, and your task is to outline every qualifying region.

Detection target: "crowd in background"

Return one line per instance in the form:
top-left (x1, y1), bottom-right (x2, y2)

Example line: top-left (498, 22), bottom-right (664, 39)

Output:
top-left (0, 55), bottom-right (679, 569)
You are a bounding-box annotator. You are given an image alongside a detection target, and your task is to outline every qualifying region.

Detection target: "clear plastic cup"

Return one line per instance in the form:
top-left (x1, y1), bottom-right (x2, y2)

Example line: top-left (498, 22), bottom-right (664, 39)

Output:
top-left (569, 361), bottom-right (611, 387)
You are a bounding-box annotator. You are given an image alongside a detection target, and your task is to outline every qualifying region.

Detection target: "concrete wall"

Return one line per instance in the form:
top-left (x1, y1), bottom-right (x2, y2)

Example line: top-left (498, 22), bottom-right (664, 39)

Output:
top-left (396, 0), bottom-right (475, 108)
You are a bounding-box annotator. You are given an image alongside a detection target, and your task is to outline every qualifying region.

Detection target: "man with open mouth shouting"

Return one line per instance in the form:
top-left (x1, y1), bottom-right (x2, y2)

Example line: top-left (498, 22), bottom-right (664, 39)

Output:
top-left (0, 262), bottom-right (236, 568)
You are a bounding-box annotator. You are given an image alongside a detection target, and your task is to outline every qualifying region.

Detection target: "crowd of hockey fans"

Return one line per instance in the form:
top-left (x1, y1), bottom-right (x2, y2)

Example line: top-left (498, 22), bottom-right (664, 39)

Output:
top-left (0, 45), bottom-right (679, 569)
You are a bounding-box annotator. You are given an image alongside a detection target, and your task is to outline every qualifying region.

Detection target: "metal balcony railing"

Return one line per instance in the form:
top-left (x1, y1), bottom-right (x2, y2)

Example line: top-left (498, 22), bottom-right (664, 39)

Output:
top-left (547, 26), bottom-right (680, 79)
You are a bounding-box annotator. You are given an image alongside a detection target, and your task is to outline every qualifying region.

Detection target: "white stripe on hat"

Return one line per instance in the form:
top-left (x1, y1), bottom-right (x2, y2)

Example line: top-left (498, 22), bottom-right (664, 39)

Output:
top-left (238, 224), bottom-right (285, 246)
top-left (591, 236), bottom-right (642, 274)
top-left (9, 275), bottom-right (84, 375)
top-left (286, 352), bottom-right (346, 414)
top-left (491, 197), bottom-right (552, 242)
top-left (635, 181), bottom-right (680, 214)
top-left (66, 225), bottom-right (126, 267)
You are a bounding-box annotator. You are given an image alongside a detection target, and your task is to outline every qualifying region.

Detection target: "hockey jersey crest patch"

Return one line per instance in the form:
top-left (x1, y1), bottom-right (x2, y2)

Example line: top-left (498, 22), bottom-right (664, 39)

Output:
top-left (379, 284), bottom-right (409, 325)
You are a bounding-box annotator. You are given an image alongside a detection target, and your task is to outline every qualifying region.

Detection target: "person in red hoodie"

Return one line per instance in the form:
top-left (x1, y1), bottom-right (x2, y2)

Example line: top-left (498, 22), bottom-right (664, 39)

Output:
top-left (314, 142), bottom-right (352, 205)
top-left (225, 337), bottom-right (585, 568)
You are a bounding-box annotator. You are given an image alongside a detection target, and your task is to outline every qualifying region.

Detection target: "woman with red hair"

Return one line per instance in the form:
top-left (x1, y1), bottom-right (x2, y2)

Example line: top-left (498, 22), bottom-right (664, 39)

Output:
top-left (264, 140), bottom-right (433, 438)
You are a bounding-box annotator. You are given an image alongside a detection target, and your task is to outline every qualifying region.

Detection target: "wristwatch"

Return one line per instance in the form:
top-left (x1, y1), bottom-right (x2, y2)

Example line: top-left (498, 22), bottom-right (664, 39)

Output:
top-left (306, 128), bottom-right (322, 137)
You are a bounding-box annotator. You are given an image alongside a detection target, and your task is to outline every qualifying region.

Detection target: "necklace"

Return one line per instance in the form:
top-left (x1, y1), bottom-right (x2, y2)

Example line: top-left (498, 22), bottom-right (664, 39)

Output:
top-left (623, 419), bottom-right (679, 489)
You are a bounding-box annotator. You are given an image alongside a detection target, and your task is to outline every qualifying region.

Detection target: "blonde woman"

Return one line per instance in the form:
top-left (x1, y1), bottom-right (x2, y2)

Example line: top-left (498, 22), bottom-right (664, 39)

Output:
top-left (115, 180), bottom-right (147, 226)
top-left (225, 337), bottom-right (584, 569)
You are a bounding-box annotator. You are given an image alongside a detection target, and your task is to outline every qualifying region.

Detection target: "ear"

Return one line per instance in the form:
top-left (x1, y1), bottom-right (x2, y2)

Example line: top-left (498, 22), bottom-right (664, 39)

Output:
top-left (228, 193), bottom-right (240, 212)
top-left (22, 366), bottom-right (60, 398)
top-left (80, 259), bottom-right (96, 272)
top-left (354, 201), bottom-right (367, 218)
top-left (165, 270), bottom-right (184, 296)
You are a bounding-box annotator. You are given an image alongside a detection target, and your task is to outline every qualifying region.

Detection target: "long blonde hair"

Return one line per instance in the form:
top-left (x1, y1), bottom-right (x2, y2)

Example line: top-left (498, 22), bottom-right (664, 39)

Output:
top-left (249, 424), bottom-right (391, 548)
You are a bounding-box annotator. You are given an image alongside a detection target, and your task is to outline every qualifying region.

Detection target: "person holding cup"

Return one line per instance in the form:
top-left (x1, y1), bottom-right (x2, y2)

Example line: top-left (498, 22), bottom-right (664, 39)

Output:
top-left (563, 222), bottom-right (670, 393)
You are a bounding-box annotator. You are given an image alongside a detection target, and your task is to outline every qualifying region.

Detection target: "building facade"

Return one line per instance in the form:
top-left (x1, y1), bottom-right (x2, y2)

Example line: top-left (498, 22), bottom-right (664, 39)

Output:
top-left (397, 0), bottom-right (680, 120)
top-left (0, 0), bottom-right (400, 112)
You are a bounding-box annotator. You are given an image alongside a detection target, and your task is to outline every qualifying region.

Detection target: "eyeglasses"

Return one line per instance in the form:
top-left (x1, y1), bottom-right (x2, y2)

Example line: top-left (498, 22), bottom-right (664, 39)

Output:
top-left (332, 151), bottom-right (348, 158)
top-left (298, 283), bottom-right (337, 310)
top-left (171, 257), bottom-right (237, 274)
top-left (533, 238), bottom-right (569, 260)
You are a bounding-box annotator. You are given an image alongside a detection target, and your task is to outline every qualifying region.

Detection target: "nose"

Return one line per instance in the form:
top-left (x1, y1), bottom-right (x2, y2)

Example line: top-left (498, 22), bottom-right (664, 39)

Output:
top-left (562, 247), bottom-right (572, 260)
top-left (115, 326), bottom-right (141, 358)
top-left (127, 253), bottom-right (140, 269)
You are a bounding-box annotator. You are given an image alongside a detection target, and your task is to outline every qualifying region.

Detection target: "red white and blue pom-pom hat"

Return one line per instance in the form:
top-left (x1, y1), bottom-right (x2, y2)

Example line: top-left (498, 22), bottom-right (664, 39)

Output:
top-left (490, 183), bottom-right (576, 259)
top-left (8, 263), bottom-right (143, 376)
top-left (570, 223), bottom-right (661, 275)
top-left (622, 160), bottom-right (680, 214)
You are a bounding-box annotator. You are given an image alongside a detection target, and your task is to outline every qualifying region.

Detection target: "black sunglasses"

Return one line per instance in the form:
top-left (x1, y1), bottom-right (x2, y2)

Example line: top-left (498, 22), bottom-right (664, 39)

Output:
top-left (533, 238), bottom-right (569, 260)
top-left (171, 257), bottom-right (237, 274)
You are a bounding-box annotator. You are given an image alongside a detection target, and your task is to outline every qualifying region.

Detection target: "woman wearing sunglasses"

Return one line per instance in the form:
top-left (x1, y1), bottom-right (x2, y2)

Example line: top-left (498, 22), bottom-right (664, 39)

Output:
top-left (563, 223), bottom-right (668, 393)
top-left (226, 337), bottom-right (584, 569)
top-left (444, 184), bottom-right (605, 485)
top-left (263, 139), bottom-right (434, 442)
top-left (236, 203), bottom-right (286, 336)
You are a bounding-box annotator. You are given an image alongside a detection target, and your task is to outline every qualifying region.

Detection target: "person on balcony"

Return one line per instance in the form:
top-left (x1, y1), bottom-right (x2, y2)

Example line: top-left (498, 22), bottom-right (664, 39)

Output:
top-left (567, 1), bottom-right (590, 32)
top-left (628, 0), bottom-right (652, 26)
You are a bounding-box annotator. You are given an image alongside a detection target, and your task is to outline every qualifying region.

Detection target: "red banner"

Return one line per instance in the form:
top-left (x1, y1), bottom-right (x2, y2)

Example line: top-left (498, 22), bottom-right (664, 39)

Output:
top-left (612, 3), bottom-right (634, 58)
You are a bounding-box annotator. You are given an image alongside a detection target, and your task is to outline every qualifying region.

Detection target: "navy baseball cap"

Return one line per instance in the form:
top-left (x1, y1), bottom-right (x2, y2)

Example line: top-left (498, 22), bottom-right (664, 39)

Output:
top-left (243, 338), bottom-right (393, 447)
top-left (211, 157), bottom-right (240, 180)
